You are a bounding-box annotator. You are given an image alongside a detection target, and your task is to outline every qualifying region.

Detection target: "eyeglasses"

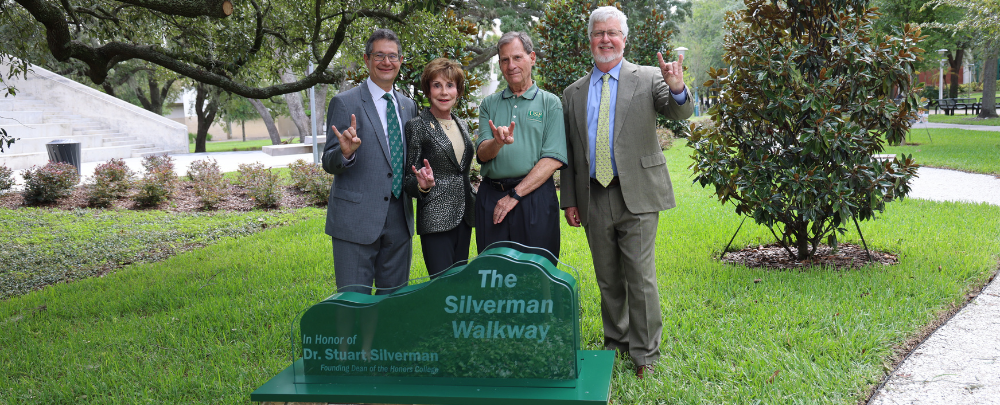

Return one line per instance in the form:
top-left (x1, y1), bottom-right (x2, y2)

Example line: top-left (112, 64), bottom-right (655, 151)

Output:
top-left (369, 52), bottom-right (402, 62)
top-left (590, 30), bottom-right (623, 39)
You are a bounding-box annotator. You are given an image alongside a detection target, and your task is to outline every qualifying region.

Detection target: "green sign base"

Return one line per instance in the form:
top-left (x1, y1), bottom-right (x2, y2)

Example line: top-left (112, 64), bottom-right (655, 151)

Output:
top-left (251, 350), bottom-right (614, 404)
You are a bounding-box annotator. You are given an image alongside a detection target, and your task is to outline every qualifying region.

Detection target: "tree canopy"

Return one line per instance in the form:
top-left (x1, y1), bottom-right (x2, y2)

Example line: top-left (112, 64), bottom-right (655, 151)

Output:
top-left (3, 0), bottom-right (460, 98)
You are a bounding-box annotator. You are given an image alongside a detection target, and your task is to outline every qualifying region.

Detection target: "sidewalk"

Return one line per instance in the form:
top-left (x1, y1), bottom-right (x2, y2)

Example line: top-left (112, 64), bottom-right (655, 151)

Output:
top-left (868, 163), bottom-right (1000, 404)
top-left (911, 122), bottom-right (1000, 132)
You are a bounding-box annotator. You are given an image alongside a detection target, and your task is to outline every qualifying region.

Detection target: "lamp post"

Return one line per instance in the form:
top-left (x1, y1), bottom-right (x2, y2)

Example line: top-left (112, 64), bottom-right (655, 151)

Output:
top-left (937, 49), bottom-right (948, 102)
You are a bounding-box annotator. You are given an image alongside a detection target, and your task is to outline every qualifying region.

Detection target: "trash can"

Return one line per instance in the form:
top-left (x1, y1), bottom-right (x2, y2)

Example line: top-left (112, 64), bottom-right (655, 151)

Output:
top-left (46, 139), bottom-right (82, 179)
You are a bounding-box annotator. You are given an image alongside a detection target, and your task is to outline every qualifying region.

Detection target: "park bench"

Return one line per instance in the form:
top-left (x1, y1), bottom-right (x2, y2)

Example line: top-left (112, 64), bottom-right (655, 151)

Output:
top-left (973, 97), bottom-right (1000, 115)
top-left (937, 98), bottom-right (955, 115)
top-left (937, 98), bottom-right (978, 115)
top-left (954, 98), bottom-right (977, 114)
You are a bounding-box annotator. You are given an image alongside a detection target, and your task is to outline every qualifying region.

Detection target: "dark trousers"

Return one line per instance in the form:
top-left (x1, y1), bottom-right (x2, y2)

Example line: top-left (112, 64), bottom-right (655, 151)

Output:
top-left (475, 176), bottom-right (560, 258)
top-left (420, 221), bottom-right (472, 279)
top-left (332, 195), bottom-right (411, 295)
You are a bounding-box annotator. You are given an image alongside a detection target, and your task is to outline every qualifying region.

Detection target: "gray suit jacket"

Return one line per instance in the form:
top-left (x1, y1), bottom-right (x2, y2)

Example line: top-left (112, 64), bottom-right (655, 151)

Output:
top-left (560, 60), bottom-right (694, 226)
top-left (322, 84), bottom-right (417, 244)
top-left (404, 108), bottom-right (475, 235)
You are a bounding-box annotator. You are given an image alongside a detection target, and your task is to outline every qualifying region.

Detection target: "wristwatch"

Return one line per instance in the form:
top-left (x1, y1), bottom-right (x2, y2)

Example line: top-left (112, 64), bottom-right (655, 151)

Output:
top-left (507, 188), bottom-right (523, 201)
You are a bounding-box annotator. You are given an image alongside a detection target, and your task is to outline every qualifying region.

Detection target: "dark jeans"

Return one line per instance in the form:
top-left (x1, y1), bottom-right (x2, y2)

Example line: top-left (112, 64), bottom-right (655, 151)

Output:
top-left (475, 176), bottom-right (560, 258)
top-left (420, 221), bottom-right (472, 279)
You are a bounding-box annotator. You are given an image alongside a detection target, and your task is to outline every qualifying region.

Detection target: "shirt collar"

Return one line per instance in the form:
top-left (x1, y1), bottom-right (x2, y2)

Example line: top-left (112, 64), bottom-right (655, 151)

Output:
top-left (590, 59), bottom-right (624, 87)
top-left (366, 77), bottom-right (396, 102)
top-left (501, 83), bottom-right (539, 100)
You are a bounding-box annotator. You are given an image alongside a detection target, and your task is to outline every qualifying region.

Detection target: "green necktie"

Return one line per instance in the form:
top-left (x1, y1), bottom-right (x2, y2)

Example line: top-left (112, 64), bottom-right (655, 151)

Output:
top-left (595, 73), bottom-right (614, 187)
top-left (383, 93), bottom-right (403, 198)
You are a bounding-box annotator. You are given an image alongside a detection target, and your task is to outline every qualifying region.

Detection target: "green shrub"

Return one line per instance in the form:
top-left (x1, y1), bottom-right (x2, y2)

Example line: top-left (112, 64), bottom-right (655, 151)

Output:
top-left (22, 162), bottom-right (78, 205)
top-left (187, 158), bottom-right (228, 209)
top-left (689, 0), bottom-right (921, 260)
top-left (0, 164), bottom-right (14, 194)
top-left (288, 159), bottom-right (333, 205)
top-left (237, 162), bottom-right (281, 208)
top-left (87, 158), bottom-right (134, 207)
top-left (134, 154), bottom-right (177, 207)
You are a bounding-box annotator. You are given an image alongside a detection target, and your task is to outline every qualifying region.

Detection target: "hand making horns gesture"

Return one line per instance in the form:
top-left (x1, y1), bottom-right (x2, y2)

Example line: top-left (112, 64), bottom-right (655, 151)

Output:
top-left (331, 114), bottom-right (361, 159)
top-left (488, 120), bottom-right (516, 146)
top-left (411, 159), bottom-right (435, 190)
top-left (657, 52), bottom-right (687, 94)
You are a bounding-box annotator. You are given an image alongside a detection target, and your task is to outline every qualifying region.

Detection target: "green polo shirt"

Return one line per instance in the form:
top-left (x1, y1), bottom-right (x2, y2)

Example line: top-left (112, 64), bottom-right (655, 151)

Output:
top-left (477, 84), bottom-right (567, 179)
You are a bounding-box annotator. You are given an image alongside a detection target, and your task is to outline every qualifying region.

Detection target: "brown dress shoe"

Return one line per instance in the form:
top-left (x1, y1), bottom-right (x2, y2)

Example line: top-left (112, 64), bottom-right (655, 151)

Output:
top-left (636, 364), bottom-right (655, 379)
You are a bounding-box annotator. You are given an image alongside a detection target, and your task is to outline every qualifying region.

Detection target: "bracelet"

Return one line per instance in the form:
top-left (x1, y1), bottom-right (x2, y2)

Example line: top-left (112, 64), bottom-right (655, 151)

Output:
top-left (418, 185), bottom-right (431, 193)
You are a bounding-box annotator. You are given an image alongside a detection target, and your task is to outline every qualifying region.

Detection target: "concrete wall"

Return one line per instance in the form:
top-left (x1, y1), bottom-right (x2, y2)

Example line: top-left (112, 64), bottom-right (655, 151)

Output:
top-left (3, 63), bottom-right (187, 154)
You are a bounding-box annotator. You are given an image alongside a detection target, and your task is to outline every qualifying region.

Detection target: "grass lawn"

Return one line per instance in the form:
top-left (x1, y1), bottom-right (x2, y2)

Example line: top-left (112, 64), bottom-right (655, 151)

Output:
top-left (2, 144), bottom-right (999, 403)
top-left (927, 113), bottom-right (1000, 126)
top-left (189, 139), bottom-right (299, 153)
top-left (887, 128), bottom-right (1000, 175)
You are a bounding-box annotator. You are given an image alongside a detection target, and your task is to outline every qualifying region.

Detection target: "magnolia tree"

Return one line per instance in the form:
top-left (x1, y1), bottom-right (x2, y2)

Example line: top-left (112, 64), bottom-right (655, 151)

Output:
top-left (689, 0), bottom-right (922, 260)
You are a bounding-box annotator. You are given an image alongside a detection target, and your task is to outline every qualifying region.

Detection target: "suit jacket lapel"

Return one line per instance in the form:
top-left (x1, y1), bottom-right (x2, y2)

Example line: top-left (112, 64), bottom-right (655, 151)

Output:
top-left (614, 61), bottom-right (638, 141)
top-left (360, 87), bottom-right (392, 165)
top-left (573, 72), bottom-right (592, 163)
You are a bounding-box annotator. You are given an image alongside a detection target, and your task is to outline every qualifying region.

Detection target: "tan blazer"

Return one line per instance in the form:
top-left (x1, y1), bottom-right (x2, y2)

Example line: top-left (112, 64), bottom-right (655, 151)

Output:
top-left (560, 60), bottom-right (694, 226)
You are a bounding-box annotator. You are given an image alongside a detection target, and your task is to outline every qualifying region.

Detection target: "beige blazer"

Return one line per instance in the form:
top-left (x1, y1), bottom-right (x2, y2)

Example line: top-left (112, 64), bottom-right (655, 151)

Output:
top-left (560, 60), bottom-right (694, 226)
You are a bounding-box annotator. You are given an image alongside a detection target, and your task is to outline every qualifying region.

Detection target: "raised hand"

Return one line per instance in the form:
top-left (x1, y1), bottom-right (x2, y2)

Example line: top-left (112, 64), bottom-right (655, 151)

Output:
top-left (411, 159), bottom-right (435, 190)
top-left (488, 120), bottom-right (516, 146)
top-left (657, 52), bottom-right (686, 94)
top-left (331, 114), bottom-right (361, 159)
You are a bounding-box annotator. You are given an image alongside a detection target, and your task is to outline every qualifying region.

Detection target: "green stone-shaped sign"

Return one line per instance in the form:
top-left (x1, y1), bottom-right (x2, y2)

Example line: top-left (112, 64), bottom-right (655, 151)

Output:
top-left (294, 244), bottom-right (580, 387)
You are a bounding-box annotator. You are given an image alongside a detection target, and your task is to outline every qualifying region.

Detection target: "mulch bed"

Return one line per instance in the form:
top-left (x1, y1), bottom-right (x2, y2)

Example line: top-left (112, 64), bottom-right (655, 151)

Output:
top-left (0, 183), bottom-right (321, 212)
top-left (722, 243), bottom-right (898, 269)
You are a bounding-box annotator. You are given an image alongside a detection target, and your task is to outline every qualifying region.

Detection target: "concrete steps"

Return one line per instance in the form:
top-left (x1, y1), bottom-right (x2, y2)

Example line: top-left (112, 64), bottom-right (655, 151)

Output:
top-left (0, 96), bottom-right (169, 170)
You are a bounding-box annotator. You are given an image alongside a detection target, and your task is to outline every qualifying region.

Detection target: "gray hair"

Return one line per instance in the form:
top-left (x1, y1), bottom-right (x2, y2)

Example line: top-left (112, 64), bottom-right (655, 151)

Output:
top-left (496, 31), bottom-right (534, 54)
top-left (364, 28), bottom-right (402, 56)
top-left (588, 6), bottom-right (628, 39)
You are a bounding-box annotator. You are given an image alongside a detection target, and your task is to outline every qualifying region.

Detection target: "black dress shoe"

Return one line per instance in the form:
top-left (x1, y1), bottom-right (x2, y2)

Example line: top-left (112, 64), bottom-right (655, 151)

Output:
top-left (636, 364), bottom-right (655, 379)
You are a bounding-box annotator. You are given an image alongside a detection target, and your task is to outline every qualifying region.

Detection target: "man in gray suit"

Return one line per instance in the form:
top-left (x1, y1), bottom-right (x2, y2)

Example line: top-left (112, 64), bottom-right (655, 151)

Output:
top-left (560, 7), bottom-right (693, 378)
top-left (322, 29), bottom-right (418, 295)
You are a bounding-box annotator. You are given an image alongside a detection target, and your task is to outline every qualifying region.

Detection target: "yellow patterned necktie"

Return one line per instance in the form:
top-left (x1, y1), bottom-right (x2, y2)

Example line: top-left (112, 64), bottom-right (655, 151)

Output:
top-left (595, 73), bottom-right (614, 187)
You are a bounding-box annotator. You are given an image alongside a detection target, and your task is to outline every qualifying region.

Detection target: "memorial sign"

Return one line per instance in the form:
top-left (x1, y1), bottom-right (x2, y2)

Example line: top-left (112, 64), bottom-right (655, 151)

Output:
top-left (252, 243), bottom-right (614, 404)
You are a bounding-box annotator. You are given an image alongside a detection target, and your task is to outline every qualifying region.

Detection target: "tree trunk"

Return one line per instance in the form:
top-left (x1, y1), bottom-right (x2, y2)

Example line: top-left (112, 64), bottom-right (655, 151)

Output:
top-left (280, 69), bottom-right (310, 142)
top-left (979, 45), bottom-right (999, 119)
top-left (194, 83), bottom-right (219, 153)
top-left (948, 49), bottom-right (964, 99)
top-left (241, 120), bottom-right (246, 142)
top-left (248, 98), bottom-right (282, 145)
top-left (225, 119), bottom-right (233, 139)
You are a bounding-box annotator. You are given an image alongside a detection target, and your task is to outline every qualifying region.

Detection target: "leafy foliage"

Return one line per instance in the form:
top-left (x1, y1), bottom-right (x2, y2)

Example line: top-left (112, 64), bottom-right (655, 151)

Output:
top-left (922, 0), bottom-right (1000, 118)
top-left (0, 164), bottom-right (15, 193)
top-left (534, 0), bottom-right (688, 130)
top-left (288, 159), bottom-right (334, 206)
top-left (689, 0), bottom-right (923, 260)
top-left (87, 158), bottom-right (135, 208)
top-left (134, 155), bottom-right (177, 207)
top-left (22, 162), bottom-right (78, 205)
top-left (237, 162), bottom-right (282, 208)
top-left (186, 158), bottom-right (228, 210)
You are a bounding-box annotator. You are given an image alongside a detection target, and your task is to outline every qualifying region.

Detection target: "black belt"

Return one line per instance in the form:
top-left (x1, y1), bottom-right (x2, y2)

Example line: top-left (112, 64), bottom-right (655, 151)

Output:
top-left (591, 176), bottom-right (620, 187)
top-left (483, 176), bottom-right (525, 192)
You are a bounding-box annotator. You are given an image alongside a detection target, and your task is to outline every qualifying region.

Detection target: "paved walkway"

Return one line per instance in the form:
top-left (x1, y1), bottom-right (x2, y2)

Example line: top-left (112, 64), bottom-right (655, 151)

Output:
top-left (911, 122), bottom-right (1000, 132)
top-left (869, 136), bottom-right (1000, 404)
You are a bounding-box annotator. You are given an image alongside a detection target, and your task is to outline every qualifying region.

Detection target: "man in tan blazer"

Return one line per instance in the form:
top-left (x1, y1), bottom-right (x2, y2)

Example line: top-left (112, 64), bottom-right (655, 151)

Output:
top-left (560, 6), bottom-right (693, 378)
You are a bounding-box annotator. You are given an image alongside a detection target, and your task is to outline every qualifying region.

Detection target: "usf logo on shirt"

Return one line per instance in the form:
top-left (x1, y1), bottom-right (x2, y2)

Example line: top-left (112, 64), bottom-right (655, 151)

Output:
top-left (527, 111), bottom-right (543, 122)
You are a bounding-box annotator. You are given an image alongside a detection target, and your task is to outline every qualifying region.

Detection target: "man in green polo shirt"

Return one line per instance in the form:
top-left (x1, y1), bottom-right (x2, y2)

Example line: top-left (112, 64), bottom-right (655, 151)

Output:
top-left (476, 31), bottom-right (567, 258)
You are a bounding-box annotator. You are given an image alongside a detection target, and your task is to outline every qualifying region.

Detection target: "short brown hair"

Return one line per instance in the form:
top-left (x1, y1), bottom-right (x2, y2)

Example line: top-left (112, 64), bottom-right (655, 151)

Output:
top-left (420, 58), bottom-right (466, 97)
